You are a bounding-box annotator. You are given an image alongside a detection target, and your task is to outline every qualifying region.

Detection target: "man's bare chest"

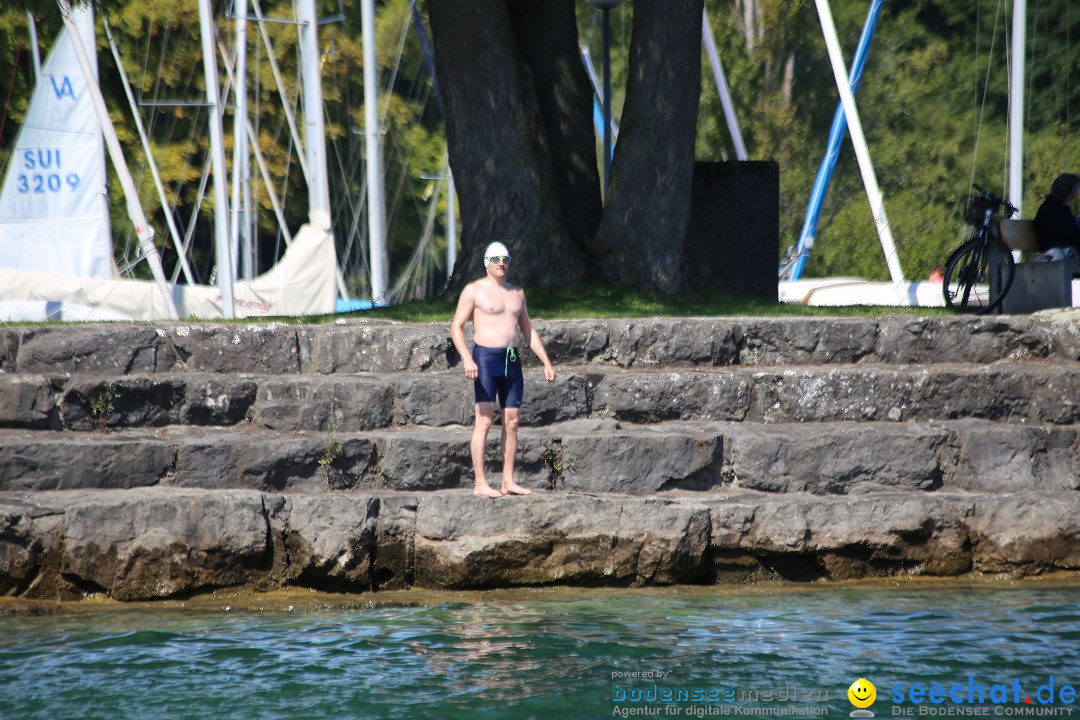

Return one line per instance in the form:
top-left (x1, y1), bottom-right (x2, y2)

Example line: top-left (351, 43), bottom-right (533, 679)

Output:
top-left (475, 287), bottom-right (523, 317)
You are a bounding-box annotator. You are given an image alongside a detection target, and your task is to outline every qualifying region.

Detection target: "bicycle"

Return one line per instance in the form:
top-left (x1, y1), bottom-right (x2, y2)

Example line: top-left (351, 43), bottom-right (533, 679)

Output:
top-left (942, 185), bottom-right (1018, 313)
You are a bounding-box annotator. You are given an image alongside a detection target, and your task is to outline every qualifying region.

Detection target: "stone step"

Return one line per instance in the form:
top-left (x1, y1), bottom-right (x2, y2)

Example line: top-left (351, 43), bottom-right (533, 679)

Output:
top-left (2, 313), bottom-right (1077, 376)
top-left (2, 419), bottom-right (1076, 496)
top-left (4, 361), bottom-right (1078, 432)
top-left (2, 486), bottom-right (1077, 600)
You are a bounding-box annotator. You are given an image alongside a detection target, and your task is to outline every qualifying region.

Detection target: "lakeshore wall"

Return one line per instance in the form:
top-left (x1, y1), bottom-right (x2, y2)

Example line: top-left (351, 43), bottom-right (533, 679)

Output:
top-left (1, 312), bottom-right (1078, 601)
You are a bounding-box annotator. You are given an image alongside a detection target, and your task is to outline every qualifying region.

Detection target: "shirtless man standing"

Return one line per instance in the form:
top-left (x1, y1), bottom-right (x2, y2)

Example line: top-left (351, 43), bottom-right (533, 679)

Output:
top-left (450, 241), bottom-right (556, 498)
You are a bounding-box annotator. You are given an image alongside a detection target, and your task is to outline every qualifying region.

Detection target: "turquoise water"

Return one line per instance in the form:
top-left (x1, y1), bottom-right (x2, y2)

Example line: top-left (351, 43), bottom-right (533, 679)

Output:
top-left (2, 585), bottom-right (1079, 720)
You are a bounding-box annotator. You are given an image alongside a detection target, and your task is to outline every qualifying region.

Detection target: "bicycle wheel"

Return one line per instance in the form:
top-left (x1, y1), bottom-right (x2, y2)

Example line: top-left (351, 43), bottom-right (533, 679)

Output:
top-left (942, 238), bottom-right (1015, 313)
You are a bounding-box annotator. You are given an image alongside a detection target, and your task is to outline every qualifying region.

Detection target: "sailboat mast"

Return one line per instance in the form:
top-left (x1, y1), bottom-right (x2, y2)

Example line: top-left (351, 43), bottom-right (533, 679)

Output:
top-left (198, 0), bottom-right (236, 318)
top-left (361, 0), bottom-right (388, 305)
top-left (232, 0), bottom-right (253, 281)
top-left (298, 0), bottom-right (330, 224)
top-left (1009, 0), bottom-right (1026, 215)
top-left (27, 12), bottom-right (42, 83)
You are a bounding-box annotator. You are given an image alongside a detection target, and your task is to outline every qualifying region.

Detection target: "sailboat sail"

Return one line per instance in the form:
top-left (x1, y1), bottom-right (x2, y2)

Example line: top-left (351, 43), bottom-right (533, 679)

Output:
top-left (0, 7), bottom-right (113, 279)
top-left (0, 5), bottom-right (338, 322)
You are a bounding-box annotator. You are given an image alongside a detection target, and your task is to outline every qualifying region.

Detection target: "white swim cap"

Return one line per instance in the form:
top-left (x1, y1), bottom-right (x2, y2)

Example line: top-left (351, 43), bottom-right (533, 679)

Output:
top-left (483, 241), bottom-right (510, 267)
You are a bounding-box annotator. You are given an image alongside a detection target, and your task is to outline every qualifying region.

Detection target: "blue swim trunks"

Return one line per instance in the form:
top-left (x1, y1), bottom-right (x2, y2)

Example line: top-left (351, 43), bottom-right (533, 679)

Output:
top-left (472, 344), bottom-right (524, 408)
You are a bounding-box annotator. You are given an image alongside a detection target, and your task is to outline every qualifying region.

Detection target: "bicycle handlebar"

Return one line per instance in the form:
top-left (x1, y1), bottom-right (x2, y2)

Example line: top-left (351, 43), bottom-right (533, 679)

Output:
top-left (971, 184), bottom-right (1019, 218)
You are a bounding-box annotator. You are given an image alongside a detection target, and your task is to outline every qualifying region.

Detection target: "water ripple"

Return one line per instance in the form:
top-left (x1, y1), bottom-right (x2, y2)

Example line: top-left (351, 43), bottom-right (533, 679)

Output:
top-left (1, 585), bottom-right (1079, 719)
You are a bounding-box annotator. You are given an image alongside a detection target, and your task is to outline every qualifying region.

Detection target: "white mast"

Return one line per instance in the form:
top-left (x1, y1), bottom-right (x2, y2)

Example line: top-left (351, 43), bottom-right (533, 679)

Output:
top-left (297, 0), bottom-right (351, 304)
top-left (1009, 0), bottom-right (1026, 215)
top-left (197, 0), bottom-right (236, 318)
top-left (446, 167), bottom-right (457, 276)
top-left (702, 11), bottom-right (747, 161)
top-left (297, 0), bottom-right (331, 224)
top-left (57, 0), bottom-right (179, 319)
top-left (27, 12), bottom-right (42, 82)
top-left (814, 0), bottom-right (905, 285)
top-left (361, 0), bottom-right (388, 304)
top-left (231, 0), bottom-right (253, 280)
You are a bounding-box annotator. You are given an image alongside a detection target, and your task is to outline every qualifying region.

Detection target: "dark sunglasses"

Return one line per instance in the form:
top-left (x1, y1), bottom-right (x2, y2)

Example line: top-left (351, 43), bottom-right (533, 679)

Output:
top-left (487, 256), bottom-right (511, 264)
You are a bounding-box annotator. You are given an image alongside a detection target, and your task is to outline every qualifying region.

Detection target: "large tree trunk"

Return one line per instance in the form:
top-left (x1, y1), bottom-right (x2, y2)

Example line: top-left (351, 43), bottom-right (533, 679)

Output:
top-left (593, 0), bottom-right (704, 294)
top-left (428, 0), bottom-right (598, 296)
top-left (507, 1), bottom-right (603, 256)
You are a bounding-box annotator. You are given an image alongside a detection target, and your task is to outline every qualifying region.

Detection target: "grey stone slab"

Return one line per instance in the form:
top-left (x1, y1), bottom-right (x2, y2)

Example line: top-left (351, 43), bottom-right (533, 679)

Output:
top-left (2, 418), bottom-right (1077, 496)
top-left (5, 314), bottom-right (1080, 377)
top-left (253, 376), bottom-right (395, 431)
top-left (412, 491), bottom-right (712, 588)
top-left (166, 324), bottom-right (302, 373)
top-left (299, 324), bottom-right (453, 374)
top-left (278, 494), bottom-right (379, 589)
top-left (58, 375), bottom-right (257, 430)
top-left (13, 325), bottom-right (180, 374)
top-left (702, 492), bottom-right (974, 581)
top-left (737, 318), bottom-right (878, 365)
top-left (598, 318), bottom-right (741, 367)
top-left (966, 492), bottom-right (1080, 574)
top-left (559, 424), bottom-right (726, 494)
top-left (3, 487), bottom-right (1080, 600)
top-left (722, 422), bottom-right (947, 494)
top-left (0, 375), bottom-right (58, 429)
top-left (746, 364), bottom-right (1080, 425)
top-left (170, 430), bottom-right (377, 493)
top-left (59, 489), bottom-right (269, 600)
top-left (0, 431), bottom-right (175, 491)
top-left (589, 369), bottom-right (751, 422)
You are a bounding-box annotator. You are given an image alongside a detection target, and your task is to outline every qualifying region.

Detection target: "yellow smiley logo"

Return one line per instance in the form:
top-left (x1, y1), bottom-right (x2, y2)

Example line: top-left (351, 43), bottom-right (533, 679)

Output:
top-left (848, 678), bottom-right (876, 709)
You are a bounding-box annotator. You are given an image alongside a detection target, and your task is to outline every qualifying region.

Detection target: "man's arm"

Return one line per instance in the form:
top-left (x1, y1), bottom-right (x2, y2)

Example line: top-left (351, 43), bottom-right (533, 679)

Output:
top-left (451, 284), bottom-right (479, 379)
top-left (518, 295), bottom-right (555, 382)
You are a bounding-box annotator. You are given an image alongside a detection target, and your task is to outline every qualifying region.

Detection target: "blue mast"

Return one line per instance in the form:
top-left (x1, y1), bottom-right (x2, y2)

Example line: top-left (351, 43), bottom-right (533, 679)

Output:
top-left (786, 0), bottom-right (884, 280)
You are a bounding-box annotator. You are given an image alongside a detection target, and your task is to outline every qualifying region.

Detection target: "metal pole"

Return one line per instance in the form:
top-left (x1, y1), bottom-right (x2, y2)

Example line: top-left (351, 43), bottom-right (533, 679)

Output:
top-left (446, 168), bottom-right (457, 277)
top-left (701, 11), bottom-right (747, 161)
top-left (231, 0), bottom-right (252, 281)
top-left (1009, 0), bottom-right (1026, 216)
top-left (814, 0), bottom-right (904, 285)
top-left (197, 0), bottom-right (235, 317)
top-left (789, 0), bottom-right (883, 280)
top-left (361, 0), bottom-right (388, 304)
top-left (298, 0), bottom-right (330, 221)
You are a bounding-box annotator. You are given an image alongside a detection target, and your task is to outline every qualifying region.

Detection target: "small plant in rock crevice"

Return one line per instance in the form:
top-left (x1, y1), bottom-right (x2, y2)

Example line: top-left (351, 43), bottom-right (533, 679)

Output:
top-left (320, 425), bottom-right (347, 490)
top-left (542, 440), bottom-right (576, 491)
top-left (88, 383), bottom-right (115, 433)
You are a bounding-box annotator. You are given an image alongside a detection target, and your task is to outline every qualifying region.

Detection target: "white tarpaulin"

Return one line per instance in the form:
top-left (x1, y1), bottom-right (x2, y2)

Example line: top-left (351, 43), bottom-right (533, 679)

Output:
top-left (0, 7), bottom-right (113, 278)
top-left (0, 222), bottom-right (338, 321)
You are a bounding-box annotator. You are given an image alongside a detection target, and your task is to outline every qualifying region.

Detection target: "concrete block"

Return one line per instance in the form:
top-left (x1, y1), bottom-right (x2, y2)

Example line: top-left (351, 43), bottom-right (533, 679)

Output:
top-left (1001, 261), bottom-right (1075, 314)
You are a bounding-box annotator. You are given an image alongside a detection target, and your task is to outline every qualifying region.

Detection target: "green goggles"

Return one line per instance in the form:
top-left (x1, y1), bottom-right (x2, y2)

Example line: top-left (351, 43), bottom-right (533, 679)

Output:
top-left (487, 256), bottom-right (511, 264)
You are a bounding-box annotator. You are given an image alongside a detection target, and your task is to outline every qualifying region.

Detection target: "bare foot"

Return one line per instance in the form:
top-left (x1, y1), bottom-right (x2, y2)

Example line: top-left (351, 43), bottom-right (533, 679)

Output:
top-left (500, 479), bottom-right (533, 496)
top-left (473, 483), bottom-right (503, 498)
